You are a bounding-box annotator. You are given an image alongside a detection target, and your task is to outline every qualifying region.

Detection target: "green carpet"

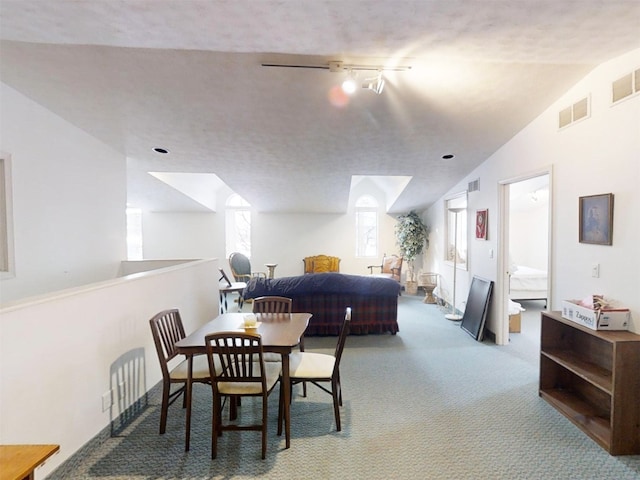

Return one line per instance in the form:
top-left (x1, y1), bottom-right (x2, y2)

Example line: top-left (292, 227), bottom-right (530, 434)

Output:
top-left (49, 295), bottom-right (640, 479)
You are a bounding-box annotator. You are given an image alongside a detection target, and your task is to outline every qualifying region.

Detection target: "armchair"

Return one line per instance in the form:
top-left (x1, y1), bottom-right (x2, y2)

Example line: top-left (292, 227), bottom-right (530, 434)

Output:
top-left (229, 252), bottom-right (266, 283)
top-left (368, 254), bottom-right (403, 283)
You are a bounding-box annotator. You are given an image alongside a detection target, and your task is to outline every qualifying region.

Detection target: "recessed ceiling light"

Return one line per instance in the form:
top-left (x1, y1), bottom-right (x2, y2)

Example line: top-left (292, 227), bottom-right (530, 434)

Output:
top-left (442, 154), bottom-right (455, 160)
top-left (153, 147), bottom-right (169, 154)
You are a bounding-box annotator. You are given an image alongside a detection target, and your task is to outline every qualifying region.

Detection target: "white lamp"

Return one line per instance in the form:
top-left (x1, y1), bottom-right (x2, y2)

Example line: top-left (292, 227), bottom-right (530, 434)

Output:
top-left (445, 207), bottom-right (464, 321)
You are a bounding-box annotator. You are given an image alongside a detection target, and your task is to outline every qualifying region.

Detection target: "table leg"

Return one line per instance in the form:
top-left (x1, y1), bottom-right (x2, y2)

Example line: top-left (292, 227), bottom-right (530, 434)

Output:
top-left (219, 291), bottom-right (224, 314)
top-left (185, 355), bottom-right (193, 451)
top-left (281, 353), bottom-right (291, 448)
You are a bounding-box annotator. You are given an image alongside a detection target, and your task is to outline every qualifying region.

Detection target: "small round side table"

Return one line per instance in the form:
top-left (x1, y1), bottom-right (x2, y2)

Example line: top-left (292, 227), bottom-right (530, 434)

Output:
top-left (418, 273), bottom-right (438, 304)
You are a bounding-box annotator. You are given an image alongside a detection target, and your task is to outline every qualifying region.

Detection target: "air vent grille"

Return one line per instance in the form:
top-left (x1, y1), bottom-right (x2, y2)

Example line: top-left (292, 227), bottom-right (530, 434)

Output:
top-left (559, 106), bottom-right (572, 128)
top-left (612, 68), bottom-right (640, 103)
top-left (468, 178), bottom-right (480, 192)
top-left (558, 96), bottom-right (590, 129)
top-left (572, 97), bottom-right (588, 121)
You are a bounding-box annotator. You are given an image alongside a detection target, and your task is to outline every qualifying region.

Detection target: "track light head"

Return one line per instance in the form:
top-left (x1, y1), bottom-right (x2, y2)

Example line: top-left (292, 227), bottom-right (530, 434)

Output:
top-left (362, 73), bottom-right (385, 94)
top-left (341, 69), bottom-right (357, 95)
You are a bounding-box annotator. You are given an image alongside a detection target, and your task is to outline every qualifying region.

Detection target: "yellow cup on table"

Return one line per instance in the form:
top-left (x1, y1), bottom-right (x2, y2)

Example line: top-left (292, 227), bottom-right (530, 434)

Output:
top-left (243, 314), bottom-right (257, 328)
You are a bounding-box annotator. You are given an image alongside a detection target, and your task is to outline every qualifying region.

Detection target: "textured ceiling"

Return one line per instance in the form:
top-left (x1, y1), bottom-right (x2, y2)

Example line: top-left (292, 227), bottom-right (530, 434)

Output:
top-left (1, 0), bottom-right (639, 213)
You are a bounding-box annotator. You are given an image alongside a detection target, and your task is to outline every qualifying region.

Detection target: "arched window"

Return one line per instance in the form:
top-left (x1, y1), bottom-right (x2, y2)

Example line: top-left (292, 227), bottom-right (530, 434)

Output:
top-left (225, 194), bottom-right (251, 258)
top-left (355, 195), bottom-right (378, 257)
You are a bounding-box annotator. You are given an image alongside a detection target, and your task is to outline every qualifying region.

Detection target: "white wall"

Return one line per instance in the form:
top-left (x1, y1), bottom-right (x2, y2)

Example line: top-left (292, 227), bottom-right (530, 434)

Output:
top-left (142, 211), bottom-right (221, 260)
top-left (141, 176), bottom-right (402, 280)
top-left (422, 48), bottom-right (640, 340)
top-left (510, 201), bottom-right (549, 270)
top-left (0, 83), bottom-right (127, 303)
top-left (0, 259), bottom-right (219, 478)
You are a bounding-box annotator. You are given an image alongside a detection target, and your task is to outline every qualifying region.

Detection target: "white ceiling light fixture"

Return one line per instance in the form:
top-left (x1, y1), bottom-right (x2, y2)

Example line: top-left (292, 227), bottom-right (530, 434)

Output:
top-left (363, 72), bottom-right (385, 94)
top-left (342, 69), bottom-right (357, 95)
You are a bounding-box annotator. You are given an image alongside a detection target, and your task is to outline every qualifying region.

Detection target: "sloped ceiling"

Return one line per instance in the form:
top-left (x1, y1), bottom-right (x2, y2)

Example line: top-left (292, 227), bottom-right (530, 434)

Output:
top-left (1, 1), bottom-right (638, 213)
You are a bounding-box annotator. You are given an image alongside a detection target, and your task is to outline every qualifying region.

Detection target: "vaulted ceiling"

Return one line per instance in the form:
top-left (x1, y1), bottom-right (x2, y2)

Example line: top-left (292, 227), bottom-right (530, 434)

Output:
top-left (1, 1), bottom-right (638, 213)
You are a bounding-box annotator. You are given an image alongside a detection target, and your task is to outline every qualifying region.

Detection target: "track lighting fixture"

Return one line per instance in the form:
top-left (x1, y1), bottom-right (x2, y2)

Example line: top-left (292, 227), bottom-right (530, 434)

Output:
top-left (261, 59), bottom-right (410, 97)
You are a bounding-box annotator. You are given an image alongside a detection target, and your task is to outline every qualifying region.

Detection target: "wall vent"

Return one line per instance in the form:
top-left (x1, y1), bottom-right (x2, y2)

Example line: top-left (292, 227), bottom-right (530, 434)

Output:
top-left (558, 95), bottom-right (590, 129)
top-left (612, 68), bottom-right (640, 103)
top-left (468, 178), bottom-right (480, 192)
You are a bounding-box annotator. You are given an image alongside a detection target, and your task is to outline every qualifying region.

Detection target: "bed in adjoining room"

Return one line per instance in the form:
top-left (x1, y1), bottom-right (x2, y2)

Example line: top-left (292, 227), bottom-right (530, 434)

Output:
top-left (509, 265), bottom-right (548, 306)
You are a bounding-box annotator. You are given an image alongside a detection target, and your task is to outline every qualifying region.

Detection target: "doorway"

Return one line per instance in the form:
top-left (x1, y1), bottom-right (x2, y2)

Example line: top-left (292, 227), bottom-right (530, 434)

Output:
top-left (498, 172), bottom-right (551, 348)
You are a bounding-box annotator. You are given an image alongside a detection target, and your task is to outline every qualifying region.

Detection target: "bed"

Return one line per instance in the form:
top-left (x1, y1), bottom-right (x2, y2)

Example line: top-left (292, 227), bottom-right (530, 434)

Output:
top-left (509, 265), bottom-right (548, 305)
top-left (242, 272), bottom-right (400, 335)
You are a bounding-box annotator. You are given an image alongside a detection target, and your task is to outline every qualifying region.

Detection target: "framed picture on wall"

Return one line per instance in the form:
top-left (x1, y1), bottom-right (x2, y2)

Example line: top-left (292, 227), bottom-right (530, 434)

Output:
top-left (475, 209), bottom-right (488, 240)
top-left (579, 193), bottom-right (614, 245)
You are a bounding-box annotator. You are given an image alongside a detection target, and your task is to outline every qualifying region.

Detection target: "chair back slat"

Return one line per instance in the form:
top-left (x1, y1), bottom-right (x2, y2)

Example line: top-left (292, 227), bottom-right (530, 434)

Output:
top-left (252, 296), bottom-right (292, 314)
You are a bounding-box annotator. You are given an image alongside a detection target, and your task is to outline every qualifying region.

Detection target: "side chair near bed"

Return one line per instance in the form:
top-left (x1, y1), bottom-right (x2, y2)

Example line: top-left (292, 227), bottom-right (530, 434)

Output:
top-left (280, 307), bottom-right (351, 432)
top-left (149, 309), bottom-right (219, 435)
top-left (368, 254), bottom-right (403, 283)
top-left (229, 252), bottom-right (266, 283)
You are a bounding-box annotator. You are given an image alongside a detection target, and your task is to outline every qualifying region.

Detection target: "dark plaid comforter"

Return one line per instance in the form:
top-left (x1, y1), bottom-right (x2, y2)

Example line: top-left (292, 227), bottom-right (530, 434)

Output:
top-left (243, 273), bottom-right (400, 335)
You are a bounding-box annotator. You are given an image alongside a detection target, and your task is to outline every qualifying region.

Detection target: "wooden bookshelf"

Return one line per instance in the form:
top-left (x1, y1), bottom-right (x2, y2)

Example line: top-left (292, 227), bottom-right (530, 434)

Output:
top-left (539, 311), bottom-right (640, 455)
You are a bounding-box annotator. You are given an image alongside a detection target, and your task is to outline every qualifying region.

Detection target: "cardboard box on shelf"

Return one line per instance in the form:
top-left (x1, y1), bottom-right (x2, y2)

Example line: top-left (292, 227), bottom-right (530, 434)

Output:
top-left (561, 300), bottom-right (630, 331)
top-left (509, 313), bottom-right (521, 333)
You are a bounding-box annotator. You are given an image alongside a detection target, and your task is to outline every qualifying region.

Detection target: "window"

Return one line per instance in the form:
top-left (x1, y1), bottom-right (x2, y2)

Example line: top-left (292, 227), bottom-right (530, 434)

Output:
top-left (445, 193), bottom-right (467, 270)
top-left (355, 195), bottom-right (378, 257)
top-left (225, 194), bottom-right (251, 258)
top-left (126, 208), bottom-right (143, 260)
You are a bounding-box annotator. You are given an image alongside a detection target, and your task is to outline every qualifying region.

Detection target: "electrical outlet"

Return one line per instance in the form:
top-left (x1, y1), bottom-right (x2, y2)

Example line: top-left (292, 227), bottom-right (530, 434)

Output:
top-left (102, 391), bottom-right (112, 412)
top-left (591, 263), bottom-right (600, 278)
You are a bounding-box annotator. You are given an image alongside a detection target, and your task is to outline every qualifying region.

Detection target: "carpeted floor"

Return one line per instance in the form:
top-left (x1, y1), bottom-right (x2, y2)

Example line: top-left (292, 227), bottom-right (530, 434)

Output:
top-left (49, 294), bottom-right (640, 479)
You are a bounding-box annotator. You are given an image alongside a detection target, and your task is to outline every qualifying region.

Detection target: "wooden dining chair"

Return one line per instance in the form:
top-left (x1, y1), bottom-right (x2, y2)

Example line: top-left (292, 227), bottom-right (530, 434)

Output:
top-left (279, 307), bottom-right (351, 432)
top-left (149, 309), bottom-right (213, 435)
top-left (252, 296), bottom-right (292, 314)
top-left (205, 331), bottom-right (281, 459)
top-left (252, 296), bottom-right (305, 389)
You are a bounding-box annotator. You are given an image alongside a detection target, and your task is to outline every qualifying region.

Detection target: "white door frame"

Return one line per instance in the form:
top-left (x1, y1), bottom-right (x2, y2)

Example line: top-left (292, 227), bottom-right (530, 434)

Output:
top-left (497, 167), bottom-right (553, 345)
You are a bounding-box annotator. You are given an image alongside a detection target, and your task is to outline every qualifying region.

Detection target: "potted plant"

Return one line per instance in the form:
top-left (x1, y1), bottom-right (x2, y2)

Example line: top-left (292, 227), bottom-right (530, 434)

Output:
top-left (395, 210), bottom-right (428, 292)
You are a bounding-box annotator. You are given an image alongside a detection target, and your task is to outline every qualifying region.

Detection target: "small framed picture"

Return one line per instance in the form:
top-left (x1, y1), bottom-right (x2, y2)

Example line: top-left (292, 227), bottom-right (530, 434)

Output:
top-left (218, 268), bottom-right (233, 287)
top-left (579, 193), bottom-right (614, 245)
top-left (475, 209), bottom-right (488, 240)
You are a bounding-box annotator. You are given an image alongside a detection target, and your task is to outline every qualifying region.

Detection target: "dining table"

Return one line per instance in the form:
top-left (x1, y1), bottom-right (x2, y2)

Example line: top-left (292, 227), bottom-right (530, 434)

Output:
top-left (174, 311), bottom-right (311, 451)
